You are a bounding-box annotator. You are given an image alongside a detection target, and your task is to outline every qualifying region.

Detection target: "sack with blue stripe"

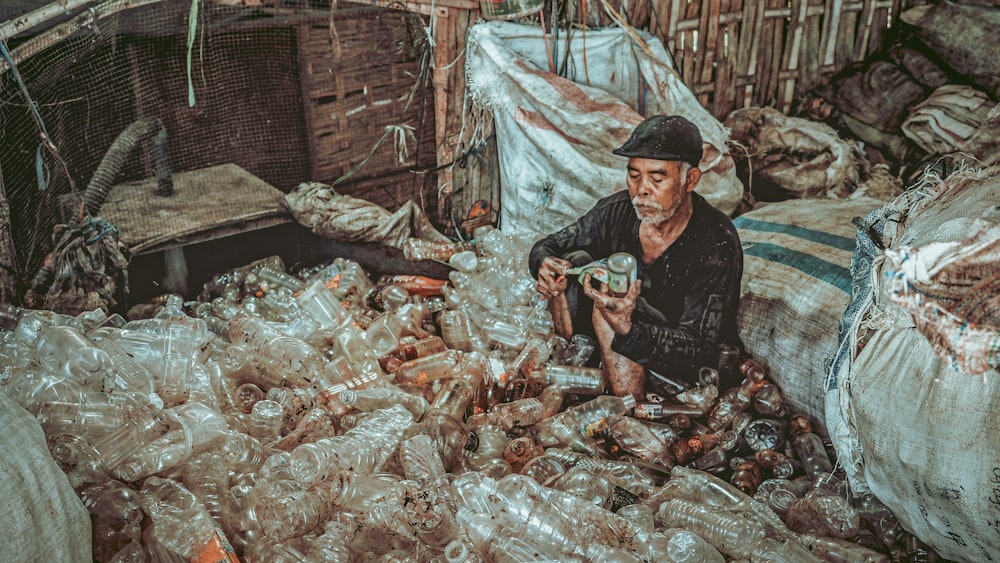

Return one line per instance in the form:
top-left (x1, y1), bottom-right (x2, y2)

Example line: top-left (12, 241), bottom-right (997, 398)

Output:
top-left (734, 196), bottom-right (882, 430)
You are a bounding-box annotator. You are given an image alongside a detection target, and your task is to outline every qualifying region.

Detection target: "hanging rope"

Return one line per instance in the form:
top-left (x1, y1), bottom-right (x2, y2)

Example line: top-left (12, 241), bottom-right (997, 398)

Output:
top-left (0, 37), bottom-right (76, 195)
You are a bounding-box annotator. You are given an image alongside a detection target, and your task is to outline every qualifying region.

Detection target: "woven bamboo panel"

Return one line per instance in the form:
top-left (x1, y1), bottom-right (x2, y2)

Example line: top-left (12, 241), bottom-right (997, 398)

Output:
top-left (297, 7), bottom-right (437, 211)
top-left (627, 0), bottom-right (925, 119)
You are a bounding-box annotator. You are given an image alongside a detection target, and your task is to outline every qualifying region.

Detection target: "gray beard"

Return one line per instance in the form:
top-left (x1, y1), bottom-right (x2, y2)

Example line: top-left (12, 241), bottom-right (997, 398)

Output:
top-left (632, 196), bottom-right (680, 224)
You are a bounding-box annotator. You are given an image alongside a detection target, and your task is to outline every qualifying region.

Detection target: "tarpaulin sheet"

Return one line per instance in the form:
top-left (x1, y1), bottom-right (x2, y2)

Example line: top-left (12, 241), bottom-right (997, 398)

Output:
top-left (466, 22), bottom-right (743, 239)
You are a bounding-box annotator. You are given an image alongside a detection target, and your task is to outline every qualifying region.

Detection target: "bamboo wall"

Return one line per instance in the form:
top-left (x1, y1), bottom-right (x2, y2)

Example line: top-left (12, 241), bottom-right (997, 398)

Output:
top-left (634, 0), bottom-right (929, 118)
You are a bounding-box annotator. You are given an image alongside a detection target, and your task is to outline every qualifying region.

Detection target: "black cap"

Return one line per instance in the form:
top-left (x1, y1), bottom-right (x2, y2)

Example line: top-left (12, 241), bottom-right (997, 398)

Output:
top-left (613, 115), bottom-right (703, 167)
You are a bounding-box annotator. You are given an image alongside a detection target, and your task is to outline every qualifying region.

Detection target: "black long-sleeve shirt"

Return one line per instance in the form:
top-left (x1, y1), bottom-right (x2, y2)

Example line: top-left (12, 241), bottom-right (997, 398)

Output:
top-left (529, 190), bottom-right (743, 383)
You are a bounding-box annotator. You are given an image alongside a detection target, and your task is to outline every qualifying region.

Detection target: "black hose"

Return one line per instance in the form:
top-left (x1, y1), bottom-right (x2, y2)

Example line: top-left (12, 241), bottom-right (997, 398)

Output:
top-left (82, 116), bottom-right (173, 218)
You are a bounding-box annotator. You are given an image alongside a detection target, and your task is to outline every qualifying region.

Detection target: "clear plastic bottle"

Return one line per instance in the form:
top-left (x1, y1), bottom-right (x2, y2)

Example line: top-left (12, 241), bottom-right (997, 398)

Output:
top-left (181, 452), bottom-right (230, 526)
top-left (227, 315), bottom-right (348, 414)
top-left (754, 478), bottom-right (811, 520)
top-left (659, 528), bottom-right (726, 563)
top-left (221, 431), bottom-right (272, 473)
top-left (244, 536), bottom-right (309, 563)
top-left (365, 311), bottom-right (404, 358)
top-left (751, 536), bottom-right (823, 562)
top-left (34, 324), bottom-right (113, 392)
top-left (608, 416), bottom-right (671, 467)
top-left (399, 434), bottom-right (448, 485)
top-left (656, 498), bottom-right (766, 559)
top-left (565, 394), bottom-right (637, 434)
top-left (457, 506), bottom-right (577, 563)
top-left (529, 364), bottom-right (605, 395)
top-left (751, 383), bottom-right (787, 418)
top-left (378, 336), bottom-right (447, 374)
top-left (519, 453), bottom-right (567, 485)
top-left (266, 386), bottom-right (314, 433)
top-left (90, 333), bottom-right (161, 406)
top-left (785, 488), bottom-right (861, 539)
top-left (470, 397), bottom-right (545, 430)
top-left (66, 400), bottom-right (172, 488)
top-left (80, 478), bottom-right (143, 528)
top-left (790, 415), bottom-right (834, 481)
top-left (675, 384), bottom-right (719, 410)
top-left (531, 411), bottom-right (601, 455)
top-left (140, 477), bottom-right (239, 562)
top-left (340, 386), bottom-right (429, 420)
top-left (437, 309), bottom-right (473, 353)
top-left (754, 448), bottom-right (800, 480)
top-left (428, 375), bottom-right (477, 422)
top-left (288, 404), bottom-right (412, 484)
top-left (559, 334), bottom-right (597, 367)
top-left (799, 533), bottom-right (890, 562)
top-left (394, 350), bottom-right (465, 386)
top-left (301, 516), bottom-right (355, 563)
top-left (114, 401), bottom-right (230, 482)
top-left (250, 399), bottom-right (284, 444)
top-left (234, 382), bottom-right (265, 414)
top-left (294, 278), bottom-right (351, 331)
top-left (552, 465), bottom-right (615, 509)
top-left (742, 418), bottom-right (787, 452)
top-left (32, 392), bottom-right (140, 439)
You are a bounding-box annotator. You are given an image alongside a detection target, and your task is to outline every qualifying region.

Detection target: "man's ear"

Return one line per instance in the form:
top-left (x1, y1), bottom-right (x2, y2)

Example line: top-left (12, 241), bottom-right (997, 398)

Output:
top-left (685, 166), bottom-right (702, 192)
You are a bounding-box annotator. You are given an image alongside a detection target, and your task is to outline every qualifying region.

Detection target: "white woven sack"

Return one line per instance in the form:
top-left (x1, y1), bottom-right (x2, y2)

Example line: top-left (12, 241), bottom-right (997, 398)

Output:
top-left (0, 392), bottom-right (91, 562)
top-left (465, 21), bottom-right (743, 240)
top-left (827, 166), bottom-right (1000, 562)
top-left (734, 196), bottom-right (880, 429)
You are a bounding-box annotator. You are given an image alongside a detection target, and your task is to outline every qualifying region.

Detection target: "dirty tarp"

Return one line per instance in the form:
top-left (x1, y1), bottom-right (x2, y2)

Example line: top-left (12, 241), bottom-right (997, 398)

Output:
top-left (465, 22), bottom-right (743, 240)
top-left (725, 107), bottom-right (860, 199)
top-left (284, 182), bottom-right (449, 250)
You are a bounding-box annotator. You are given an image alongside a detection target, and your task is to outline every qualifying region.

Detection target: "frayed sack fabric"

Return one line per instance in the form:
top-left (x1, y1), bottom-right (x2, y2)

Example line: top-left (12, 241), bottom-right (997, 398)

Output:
top-left (726, 107), bottom-right (860, 199)
top-left (284, 181), bottom-right (449, 250)
top-left (734, 196), bottom-right (881, 431)
top-left (827, 166), bottom-right (1000, 562)
top-left (0, 392), bottom-right (92, 562)
top-left (901, 84), bottom-right (996, 157)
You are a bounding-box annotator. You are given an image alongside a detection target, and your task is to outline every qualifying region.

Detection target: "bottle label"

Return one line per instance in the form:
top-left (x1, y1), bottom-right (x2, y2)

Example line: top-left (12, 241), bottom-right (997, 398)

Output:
top-left (190, 527), bottom-right (240, 563)
top-left (609, 486), bottom-right (640, 512)
top-left (582, 418), bottom-right (610, 437)
top-left (633, 402), bottom-right (664, 420)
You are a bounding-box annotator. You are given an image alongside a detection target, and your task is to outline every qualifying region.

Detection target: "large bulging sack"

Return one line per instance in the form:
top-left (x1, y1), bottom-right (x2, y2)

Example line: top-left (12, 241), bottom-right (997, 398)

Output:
top-left (900, 2), bottom-right (1000, 100)
top-left (827, 165), bottom-right (1000, 562)
top-left (734, 196), bottom-right (881, 429)
top-left (0, 392), bottom-right (92, 562)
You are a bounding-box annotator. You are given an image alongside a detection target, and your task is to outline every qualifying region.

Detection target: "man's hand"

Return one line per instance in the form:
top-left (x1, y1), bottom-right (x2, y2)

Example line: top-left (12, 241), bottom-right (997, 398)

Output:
top-left (583, 274), bottom-right (641, 335)
top-left (536, 256), bottom-right (572, 298)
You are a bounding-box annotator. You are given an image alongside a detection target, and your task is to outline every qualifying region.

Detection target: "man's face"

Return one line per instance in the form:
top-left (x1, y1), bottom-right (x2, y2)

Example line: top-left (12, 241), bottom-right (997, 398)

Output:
top-left (626, 158), bottom-right (698, 225)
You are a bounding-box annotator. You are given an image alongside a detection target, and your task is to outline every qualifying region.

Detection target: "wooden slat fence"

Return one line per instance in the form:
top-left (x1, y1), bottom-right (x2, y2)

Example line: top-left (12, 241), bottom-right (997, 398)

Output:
top-left (625, 0), bottom-right (926, 119)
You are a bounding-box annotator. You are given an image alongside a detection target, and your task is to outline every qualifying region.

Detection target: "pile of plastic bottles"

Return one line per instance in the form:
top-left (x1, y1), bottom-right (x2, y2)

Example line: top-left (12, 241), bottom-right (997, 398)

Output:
top-left (0, 226), bottom-right (946, 562)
